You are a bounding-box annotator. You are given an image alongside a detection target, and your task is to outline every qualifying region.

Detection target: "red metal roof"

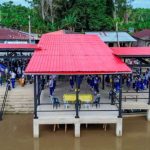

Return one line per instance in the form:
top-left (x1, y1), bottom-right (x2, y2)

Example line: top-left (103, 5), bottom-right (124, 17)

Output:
top-left (0, 27), bottom-right (35, 40)
top-left (25, 34), bottom-right (131, 75)
top-left (0, 44), bottom-right (37, 49)
top-left (112, 47), bottom-right (150, 57)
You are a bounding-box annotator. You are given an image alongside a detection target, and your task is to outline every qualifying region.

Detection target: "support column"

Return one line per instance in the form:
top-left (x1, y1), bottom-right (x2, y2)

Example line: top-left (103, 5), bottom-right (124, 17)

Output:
top-left (37, 75), bottom-right (41, 105)
top-left (147, 110), bottom-right (150, 121)
top-left (148, 80), bottom-right (150, 105)
top-left (111, 75), bottom-right (114, 105)
top-left (75, 76), bottom-right (79, 118)
top-left (118, 74), bottom-right (122, 118)
top-left (21, 52), bottom-right (23, 74)
top-left (102, 75), bottom-right (105, 90)
top-left (147, 80), bottom-right (150, 121)
top-left (33, 119), bottom-right (39, 138)
top-left (74, 123), bottom-right (80, 137)
top-left (34, 75), bottom-right (38, 119)
top-left (116, 118), bottom-right (123, 136)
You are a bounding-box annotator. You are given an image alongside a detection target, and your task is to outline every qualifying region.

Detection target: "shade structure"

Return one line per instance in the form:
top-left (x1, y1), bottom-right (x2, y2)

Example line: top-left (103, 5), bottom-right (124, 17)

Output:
top-left (25, 34), bottom-right (131, 75)
top-left (0, 44), bottom-right (37, 50)
top-left (112, 47), bottom-right (150, 57)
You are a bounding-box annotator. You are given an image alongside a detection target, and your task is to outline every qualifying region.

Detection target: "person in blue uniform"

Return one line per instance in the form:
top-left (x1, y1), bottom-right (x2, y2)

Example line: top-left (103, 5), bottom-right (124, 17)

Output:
top-left (126, 76), bottom-right (131, 90)
top-left (49, 77), bottom-right (54, 96)
top-left (10, 71), bottom-right (16, 88)
top-left (87, 75), bottom-right (91, 86)
top-left (69, 76), bottom-right (74, 90)
top-left (94, 75), bottom-right (100, 94)
top-left (90, 76), bottom-right (94, 90)
top-left (105, 75), bottom-right (110, 86)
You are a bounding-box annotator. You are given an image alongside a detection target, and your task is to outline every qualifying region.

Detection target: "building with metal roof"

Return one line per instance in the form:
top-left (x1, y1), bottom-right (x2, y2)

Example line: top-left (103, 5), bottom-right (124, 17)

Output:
top-left (85, 31), bottom-right (136, 47)
top-left (0, 27), bottom-right (38, 44)
top-left (25, 34), bottom-right (131, 75)
top-left (132, 29), bottom-right (150, 47)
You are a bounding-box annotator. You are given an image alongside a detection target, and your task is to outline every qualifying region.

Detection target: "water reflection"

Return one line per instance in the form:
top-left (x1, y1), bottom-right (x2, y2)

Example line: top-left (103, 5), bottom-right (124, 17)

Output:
top-left (115, 138), bottom-right (122, 150)
top-left (34, 139), bottom-right (39, 150)
top-left (74, 139), bottom-right (80, 150)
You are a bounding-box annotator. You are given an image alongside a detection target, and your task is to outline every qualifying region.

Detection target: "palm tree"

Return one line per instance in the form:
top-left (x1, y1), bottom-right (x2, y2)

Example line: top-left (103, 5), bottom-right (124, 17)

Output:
top-left (61, 13), bottom-right (78, 31)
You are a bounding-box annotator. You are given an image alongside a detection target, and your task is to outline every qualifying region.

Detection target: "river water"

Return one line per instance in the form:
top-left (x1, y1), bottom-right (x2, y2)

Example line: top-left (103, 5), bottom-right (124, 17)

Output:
top-left (0, 114), bottom-right (150, 150)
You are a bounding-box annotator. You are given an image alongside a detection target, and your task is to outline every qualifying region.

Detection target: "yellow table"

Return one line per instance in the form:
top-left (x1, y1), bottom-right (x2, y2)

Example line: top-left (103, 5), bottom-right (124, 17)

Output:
top-left (63, 94), bottom-right (93, 103)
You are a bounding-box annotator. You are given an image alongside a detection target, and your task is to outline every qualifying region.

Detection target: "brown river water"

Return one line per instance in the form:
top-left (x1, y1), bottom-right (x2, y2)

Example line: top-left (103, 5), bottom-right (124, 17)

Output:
top-left (0, 114), bottom-right (150, 150)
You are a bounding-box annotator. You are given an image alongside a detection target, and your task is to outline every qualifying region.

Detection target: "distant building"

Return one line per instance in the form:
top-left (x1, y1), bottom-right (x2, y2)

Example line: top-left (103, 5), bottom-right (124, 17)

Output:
top-left (0, 27), bottom-right (39, 44)
top-left (132, 29), bottom-right (150, 47)
top-left (85, 31), bottom-right (136, 47)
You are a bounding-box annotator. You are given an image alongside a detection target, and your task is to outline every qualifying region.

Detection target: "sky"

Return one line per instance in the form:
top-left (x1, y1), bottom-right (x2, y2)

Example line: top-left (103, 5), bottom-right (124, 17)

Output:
top-left (0, 0), bottom-right (150, 8)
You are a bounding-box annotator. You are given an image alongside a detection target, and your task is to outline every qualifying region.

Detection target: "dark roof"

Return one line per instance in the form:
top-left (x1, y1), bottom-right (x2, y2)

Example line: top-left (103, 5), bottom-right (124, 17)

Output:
top-left (133, 29), bottom-right (150, 39)
top-left (0, 27), bottom-right (35, 40)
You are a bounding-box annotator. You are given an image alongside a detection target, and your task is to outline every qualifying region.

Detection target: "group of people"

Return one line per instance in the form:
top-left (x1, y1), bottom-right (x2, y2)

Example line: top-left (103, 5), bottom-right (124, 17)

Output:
top-left (48, 67), bottom-right (150, 97)
top-left (112, 68), bottom-right (150, 93)
top-left (69, 75), bottom-right (101, 95)
top-left (125, 68), bottom-right (150, 92)
top-left (0, 59), bottom-right (33, 89)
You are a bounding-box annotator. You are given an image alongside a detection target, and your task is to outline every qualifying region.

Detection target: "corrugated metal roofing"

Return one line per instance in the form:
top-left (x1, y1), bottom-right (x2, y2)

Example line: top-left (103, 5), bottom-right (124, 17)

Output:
top-left (133, 29), bottom-right (150, 39)
top-left (85, 32), bottom-right (136, 42)
top-left (25, 34), bottom-right (131, 75)
top-left (0, 44), bottom-right (37, 49)
top-left (112, 47), bottom-right (150, 57)
top-left (0, 27), bottom-right (35, 40)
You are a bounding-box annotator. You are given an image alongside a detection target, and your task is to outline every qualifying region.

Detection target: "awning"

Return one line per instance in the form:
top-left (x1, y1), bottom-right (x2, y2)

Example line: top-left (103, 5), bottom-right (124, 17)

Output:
top-left (112, 47), bottom-right (150, 57)
top-left (25, 34), bottom-right (131, 75)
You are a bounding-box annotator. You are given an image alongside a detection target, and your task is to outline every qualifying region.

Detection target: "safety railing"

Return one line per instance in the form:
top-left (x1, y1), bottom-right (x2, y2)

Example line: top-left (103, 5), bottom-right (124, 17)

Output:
top-left (0, 84), bottom-right (9, 121)
top-left (36, 101), bottom-right (119, 113)
top-left (122, 91), bottom-right (149, 103)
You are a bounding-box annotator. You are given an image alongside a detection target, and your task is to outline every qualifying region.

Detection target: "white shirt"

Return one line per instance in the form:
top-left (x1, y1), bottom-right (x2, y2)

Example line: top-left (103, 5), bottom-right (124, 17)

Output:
top-left (11, 72), bottom-right (16, 79)
top-left (49, 79), bottom-right (54, 88)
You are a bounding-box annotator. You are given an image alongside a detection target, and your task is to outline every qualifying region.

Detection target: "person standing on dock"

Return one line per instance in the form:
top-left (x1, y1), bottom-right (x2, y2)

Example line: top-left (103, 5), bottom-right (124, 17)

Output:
top-left (10, 71), bottom-right (16, 88)
top-left (69, 76), bottom-right (74, 90)
top-left (49, 77), bottom-right (54, 97)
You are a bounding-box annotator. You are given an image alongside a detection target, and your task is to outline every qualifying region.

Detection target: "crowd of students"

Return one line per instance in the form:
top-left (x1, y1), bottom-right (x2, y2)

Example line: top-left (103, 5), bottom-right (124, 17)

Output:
top-left (1, 58), bottom-right (150, 96)
top-left (0, 59), bottom-right (32, 89)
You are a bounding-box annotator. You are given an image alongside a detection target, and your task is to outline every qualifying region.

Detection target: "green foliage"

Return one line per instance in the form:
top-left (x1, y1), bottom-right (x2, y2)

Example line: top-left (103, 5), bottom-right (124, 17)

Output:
top-left (0, 1), bottom-right (48, 33)
top-left (0, 0), bottom-right (149, 33)
top-left (119, 8), bottom-right (150, 31)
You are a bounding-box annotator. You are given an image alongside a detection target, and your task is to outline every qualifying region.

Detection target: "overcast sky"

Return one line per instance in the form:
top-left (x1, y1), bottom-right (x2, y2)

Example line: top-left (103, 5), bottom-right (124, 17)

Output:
top-left (0, 0), bottom-right (150, 8)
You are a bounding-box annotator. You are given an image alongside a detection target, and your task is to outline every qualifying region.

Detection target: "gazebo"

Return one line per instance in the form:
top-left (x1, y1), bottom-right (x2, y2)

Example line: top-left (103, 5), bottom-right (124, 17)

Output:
top-left (25, 33), bottom-right (132, 138)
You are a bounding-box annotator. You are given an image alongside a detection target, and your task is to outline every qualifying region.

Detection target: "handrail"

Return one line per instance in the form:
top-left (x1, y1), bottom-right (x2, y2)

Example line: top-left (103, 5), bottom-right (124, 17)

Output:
top-left (0, 83), bottom-right (9, 121)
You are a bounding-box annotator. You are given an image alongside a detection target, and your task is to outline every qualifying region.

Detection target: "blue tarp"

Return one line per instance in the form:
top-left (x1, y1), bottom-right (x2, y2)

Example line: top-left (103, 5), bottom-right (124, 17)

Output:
top-left (0, 64), bottom-right (6, 72)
